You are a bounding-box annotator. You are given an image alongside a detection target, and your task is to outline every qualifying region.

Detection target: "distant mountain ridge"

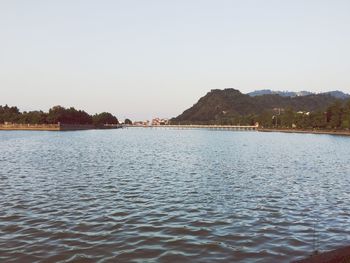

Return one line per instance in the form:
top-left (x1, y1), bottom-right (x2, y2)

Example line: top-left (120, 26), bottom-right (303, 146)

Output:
top-left (172, 88), bottom-right (346, 123)
top-left (247, 89), bottom-right (350, 99)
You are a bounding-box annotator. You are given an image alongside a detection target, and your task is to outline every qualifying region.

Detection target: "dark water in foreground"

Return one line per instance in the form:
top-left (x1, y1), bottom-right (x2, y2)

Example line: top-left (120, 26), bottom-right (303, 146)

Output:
top-left (0, 129), bottom-right (349, 263)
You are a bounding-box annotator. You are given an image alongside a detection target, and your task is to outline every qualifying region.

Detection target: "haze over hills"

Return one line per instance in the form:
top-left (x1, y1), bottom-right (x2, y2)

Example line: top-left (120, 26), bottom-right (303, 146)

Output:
top-left (172, 88), bottom-right (347, 124)
top-left (247, 89), bottom-right (350, 99)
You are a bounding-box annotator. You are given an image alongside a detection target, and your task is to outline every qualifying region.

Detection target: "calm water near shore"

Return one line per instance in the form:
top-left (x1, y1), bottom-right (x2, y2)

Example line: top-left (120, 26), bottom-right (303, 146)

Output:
top-left (1, 129), bottom-right (350, 262)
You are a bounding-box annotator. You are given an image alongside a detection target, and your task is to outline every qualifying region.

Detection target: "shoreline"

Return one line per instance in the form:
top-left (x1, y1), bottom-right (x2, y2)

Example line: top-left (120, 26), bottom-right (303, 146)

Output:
top-left (258, 128), bottom-right (350, 137)
top-left (1, 124), bottom-right (350, 136)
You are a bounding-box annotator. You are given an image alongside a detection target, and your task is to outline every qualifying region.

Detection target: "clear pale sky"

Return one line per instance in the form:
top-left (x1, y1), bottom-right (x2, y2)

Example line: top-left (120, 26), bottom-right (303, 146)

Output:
top-left (1, 0), bottom-right (350, 120)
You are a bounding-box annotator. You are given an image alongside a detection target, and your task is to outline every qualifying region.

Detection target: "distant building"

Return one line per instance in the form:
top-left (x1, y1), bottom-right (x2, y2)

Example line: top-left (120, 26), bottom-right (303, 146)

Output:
top-left (133, 120), bottom-right (150, 126)
top-left (151, 118), bottom-right (169, 126)
top-left (272, 108), bottom-right (285, 114)
top-left (297, 111), bottom-right (310, 115)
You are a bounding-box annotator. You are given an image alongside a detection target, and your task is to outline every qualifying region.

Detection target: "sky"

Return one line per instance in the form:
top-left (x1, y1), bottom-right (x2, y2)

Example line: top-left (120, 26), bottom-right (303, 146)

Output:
top-left (1, 0), bottom-right (350, 120)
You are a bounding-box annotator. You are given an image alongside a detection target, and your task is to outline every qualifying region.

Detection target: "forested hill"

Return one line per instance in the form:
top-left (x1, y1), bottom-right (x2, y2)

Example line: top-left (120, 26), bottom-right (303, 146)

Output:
top-left (171, 88), bottom-right (344, 125)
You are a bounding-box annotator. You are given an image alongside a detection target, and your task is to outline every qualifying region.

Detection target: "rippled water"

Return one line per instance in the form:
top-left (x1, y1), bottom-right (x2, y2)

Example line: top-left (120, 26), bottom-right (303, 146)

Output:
top-left (1, 129), bottom-right (350, 263)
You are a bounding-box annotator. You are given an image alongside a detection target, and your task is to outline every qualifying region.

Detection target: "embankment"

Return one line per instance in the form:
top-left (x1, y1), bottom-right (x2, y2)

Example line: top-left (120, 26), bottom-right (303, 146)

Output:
top-left (0, 123), bottom-right (60, 131)
top-left (0, 123), bottom-right (121, 131)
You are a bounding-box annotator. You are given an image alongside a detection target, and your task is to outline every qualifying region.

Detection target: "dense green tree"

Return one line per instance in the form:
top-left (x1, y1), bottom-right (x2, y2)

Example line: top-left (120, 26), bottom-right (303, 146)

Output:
top-left (20, 111), bottom-right (48, 124)
top-left (327, 101), bottom-right (343, 129)
top-left (47, 106), bottom-right (92, 124)
top-left (0, 105), bottom-right (21, 123)
top-left (124, 118), bottom-right (132, 125)
top-left (341, 100), bottom-right (350, 129)
top-left (280, 107), bottom-right (295, 128)
top-left (92, 112), bottom-right (119, 125)
top-left (294, 114), bottom-right (312, 129)
top-left (310, 111), bottom-right (327, 129)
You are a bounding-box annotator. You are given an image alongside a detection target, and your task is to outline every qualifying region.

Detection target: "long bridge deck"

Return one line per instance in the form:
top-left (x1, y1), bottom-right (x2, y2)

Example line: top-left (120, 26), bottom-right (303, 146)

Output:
top-left (124, 124), bottom-right (258, 131)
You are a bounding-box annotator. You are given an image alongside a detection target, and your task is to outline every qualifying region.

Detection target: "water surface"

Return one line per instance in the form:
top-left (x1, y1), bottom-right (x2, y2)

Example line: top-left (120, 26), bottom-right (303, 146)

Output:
top-left (0, 129), bottom-right (349, 262)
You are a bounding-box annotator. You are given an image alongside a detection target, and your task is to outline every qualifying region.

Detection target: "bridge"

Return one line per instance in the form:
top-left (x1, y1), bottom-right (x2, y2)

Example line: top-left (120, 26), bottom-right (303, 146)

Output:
top-left (123, 124), bottom-right (259, 131)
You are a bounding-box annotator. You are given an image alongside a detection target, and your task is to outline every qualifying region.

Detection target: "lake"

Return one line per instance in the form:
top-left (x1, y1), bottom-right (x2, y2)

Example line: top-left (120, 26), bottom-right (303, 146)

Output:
top-left (0, 129), bottom-right (349, 262)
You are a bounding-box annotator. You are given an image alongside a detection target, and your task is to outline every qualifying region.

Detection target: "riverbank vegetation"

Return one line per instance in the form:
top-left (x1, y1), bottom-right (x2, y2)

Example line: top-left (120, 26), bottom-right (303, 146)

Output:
top-left (0, 105), bottom-right (120, 125)
top-left (256, 101), bottom-right (350, 129)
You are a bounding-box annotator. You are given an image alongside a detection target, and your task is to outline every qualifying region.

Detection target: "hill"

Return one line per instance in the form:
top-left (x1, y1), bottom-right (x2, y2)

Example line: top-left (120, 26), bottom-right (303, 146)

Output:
top-left (323, 90), bottom-right (350, 99)
top-left (172, 88), bottom-right (341, 124)
top-left (247, 89), bottom-right (313, 97)
top-left (247, 89), bottom-right (349, 99)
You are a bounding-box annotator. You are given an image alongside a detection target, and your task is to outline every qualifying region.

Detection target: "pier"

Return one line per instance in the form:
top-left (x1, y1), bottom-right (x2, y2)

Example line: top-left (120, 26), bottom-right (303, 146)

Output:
top-left (124, 124), bottom-right (259, 131)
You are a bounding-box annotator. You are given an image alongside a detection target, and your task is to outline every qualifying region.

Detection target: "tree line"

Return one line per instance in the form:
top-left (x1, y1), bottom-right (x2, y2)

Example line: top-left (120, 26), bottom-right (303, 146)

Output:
top-left (0, 105), bottom-right (125, 126)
